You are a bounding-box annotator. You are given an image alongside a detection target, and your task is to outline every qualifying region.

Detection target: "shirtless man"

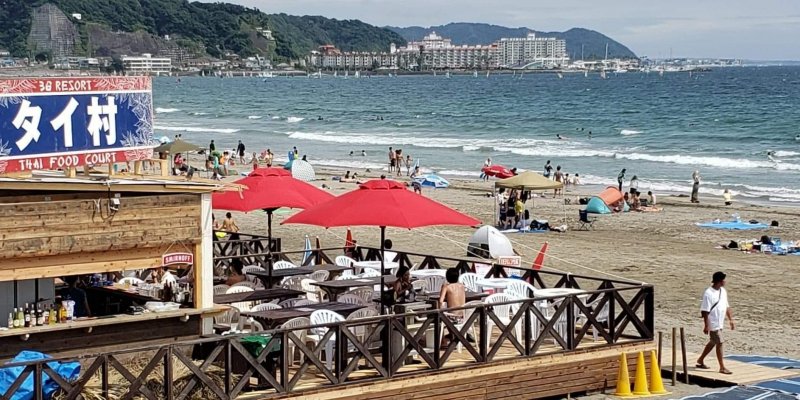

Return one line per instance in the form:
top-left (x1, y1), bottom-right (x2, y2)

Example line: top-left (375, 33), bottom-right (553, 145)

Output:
top-left (438, 268), bottom-right (466, 318)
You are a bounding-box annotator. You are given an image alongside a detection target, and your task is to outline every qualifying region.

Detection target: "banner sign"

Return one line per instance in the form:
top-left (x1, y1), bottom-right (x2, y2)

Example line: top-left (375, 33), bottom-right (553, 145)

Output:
top-left (0, 77), bottom-right (155, 174)
top-left (162, 252), bottom-right (194, 266)
top-left (497, 256), bottom-right (521, 267)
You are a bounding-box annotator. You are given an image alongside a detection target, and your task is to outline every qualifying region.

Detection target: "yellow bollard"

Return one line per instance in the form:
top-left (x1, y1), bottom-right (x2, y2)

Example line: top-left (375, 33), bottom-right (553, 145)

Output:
top-left (649, 350), bottom-right (668, 394)
top-left (614, 352), bottom-right (633, 397)
top-left (632, 351), bottom-right (651, 396)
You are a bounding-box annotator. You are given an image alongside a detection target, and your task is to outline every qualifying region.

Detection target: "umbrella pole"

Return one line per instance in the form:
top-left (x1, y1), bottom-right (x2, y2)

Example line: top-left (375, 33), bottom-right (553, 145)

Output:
top-left (380, 226), bottom-right (386, 315)
top-left (267, 209), bottom-right (273, 285)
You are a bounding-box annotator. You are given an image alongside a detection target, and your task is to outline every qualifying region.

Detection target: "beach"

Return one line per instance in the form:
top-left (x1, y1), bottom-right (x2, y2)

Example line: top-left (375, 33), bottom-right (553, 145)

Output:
top-left (216, 163), bottom-right (800, 361)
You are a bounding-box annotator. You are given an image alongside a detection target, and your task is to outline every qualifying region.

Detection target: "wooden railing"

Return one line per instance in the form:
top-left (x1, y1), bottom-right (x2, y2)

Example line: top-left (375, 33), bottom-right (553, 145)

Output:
top-left (0, 285), bottom-right (652, 399)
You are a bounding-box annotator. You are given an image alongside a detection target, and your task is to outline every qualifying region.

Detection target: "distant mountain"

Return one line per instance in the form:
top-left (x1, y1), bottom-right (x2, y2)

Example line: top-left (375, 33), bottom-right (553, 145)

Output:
top-left (387, 23), bottom-right (637, 59)
top-left (0, 0), bottom-right (405, 60)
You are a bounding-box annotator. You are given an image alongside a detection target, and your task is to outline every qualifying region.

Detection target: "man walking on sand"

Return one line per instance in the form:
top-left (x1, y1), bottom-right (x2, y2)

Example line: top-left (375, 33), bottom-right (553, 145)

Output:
top-left (696, 271), bottom-right (735, 375)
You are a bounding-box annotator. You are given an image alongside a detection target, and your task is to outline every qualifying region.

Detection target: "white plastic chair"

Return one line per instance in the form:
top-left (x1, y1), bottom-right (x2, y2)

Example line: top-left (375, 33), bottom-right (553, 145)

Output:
top-left (577, 296), bottom-right (610, 342)
top-left (293, 299), bottom-right (315, 307)
top-left (484, 293), bottom-right (521, 350)
top-left (278, 298), bottom-right (302, 308)
top-left (280, 276), bottom-right (304, 291)
top-left (309, 310), bottom-right (345, 370)
top-left (441, 300), bottom-right (483, 354)
top-left (384, 251), bottom-right (397, 263)
top-left (281, 317), bottom-right (311, 365)
top-left (337, 293), bottom-right (366, 306)
top-left (335, 256), bottom-right (356, 268)
top-left (360, 268), bottom-right (380, 277)
top-left (118, 277), bottom-right (143, 286)
top-left (310, 270), bottom-right (330, 282)
top-left (411, 280), bottom-right (428, 293)
top-left (251, 303), bottom-right (281, 312)
top-left (273, 260), bottom-right (298, 270)
top-left (232, 281), bottom-right (258, 290)
top-left (213, 284), bottom-right (231, 295)
top-left (225, 286), bottom-right (254, 295)
top-left (505, 280), bottom-right (537, 299)
top-left (241, 265), bottom-right (264, 285)
top-left (458, 273), bottom-right (481, 292)
top-left (301, 278), bottom-right (323, 303)
top-left (214, 307), bottom-right (241, 332)
top-left (423, 275), bottom-right (446, 294)
top-left (346, 308), bottom-right (379, 344)
top-left (346, 287), bottom-right (374, 305)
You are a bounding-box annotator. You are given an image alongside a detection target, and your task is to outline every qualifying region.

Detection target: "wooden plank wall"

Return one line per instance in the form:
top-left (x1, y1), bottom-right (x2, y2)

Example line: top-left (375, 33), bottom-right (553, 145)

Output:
top-left (0, 193), bottom-right (202, 260)
top-left (266, 342), bottom-right (656, 400)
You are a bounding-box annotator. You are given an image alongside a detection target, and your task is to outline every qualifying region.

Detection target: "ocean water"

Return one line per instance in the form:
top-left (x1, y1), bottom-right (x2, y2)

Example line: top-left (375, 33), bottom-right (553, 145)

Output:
top-left (153, 67), bottom-right (800, 203)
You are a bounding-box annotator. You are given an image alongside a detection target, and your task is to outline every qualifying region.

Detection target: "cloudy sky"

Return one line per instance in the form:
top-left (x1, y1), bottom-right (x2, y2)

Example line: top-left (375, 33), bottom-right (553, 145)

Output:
top-left (200, 0), bottom-right (800, 60)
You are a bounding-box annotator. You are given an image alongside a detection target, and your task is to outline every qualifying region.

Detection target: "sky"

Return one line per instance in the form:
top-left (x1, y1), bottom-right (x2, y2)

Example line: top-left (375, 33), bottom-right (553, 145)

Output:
top-left (199, 0), bottom-right (800, 60)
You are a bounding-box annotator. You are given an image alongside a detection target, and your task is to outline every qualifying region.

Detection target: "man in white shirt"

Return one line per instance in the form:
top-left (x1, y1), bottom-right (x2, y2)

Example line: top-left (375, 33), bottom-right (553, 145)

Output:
top-left (696, 271), bottom-right (735, 374)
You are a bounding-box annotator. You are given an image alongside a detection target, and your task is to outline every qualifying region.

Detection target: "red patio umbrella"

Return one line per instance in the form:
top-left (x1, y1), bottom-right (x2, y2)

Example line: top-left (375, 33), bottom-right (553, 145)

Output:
top-left (283, 179), bottom-right (480, 312)
top-left (212, 167), bottom-right (334, 244)
top-left (482, 164), bottom-right (514, 179)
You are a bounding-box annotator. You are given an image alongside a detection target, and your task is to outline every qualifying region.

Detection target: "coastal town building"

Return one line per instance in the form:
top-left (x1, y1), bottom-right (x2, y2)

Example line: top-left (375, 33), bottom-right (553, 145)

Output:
top-left (394, 32), bottom-right (498, 70)
top-left (121, 53), bottom-right (172, 74)
top-left (497, 33), bottom-right (569, 68)
top-left (306, 31), bottom-right (567, 71)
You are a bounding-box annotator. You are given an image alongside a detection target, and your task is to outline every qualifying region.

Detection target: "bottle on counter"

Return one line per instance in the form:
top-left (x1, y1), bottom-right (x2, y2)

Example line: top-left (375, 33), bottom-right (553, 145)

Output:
top-left (23, 304), bottom-right (31, 328)
top-left (15, 307), bottom-right (23, 328)
top-left (36, 306), bottom-right (44, 326)
top-left (48, 306), bottom-right (57, 325)
top-left (8, 312), bottom-right (14, 329)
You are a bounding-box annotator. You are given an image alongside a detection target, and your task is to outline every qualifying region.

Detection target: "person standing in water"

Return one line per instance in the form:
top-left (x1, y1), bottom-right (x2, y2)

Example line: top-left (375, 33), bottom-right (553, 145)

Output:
top-left (543, 160), bottom-right (553, 179)
top-left (617, 169), bottom-right (626, 192)
top-left (691, 170), bottom-right (701, 203)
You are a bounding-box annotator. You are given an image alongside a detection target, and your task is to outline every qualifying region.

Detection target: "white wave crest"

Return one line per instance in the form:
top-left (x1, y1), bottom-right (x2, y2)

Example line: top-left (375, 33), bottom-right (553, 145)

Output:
top-left (287, 117), bottom-right (305, 123)
top-left (188, 111), bottom-right (209, 116)
top-left (271, 116), bottom-right (281, 120)
top-left (615, 153), bottom-right (800, 171)
top-left (154, 125), bottom-right (240, 134)
top-left (155, 108), bottom-right (180, 113)
top-left (312, 159), bottom-right (386, 170)
top-left (620, 129), bottom-right (642, 136)
top-left (438, 169), bottom-right (481, 177)
top-left (774, 150), bottom-right (799, 157)
top-left (247, 115), bottom-right (262, 120)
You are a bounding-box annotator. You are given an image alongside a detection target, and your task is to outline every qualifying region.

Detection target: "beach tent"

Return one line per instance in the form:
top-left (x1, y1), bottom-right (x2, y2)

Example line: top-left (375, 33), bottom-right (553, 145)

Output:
top-left (467, 225), bottom-right (514, 259)
top-left (597, 187), bottom-right (624, 207)
top-left (415, 174), bottom-right (450, 188)
top-left (585, 197), bottom-right (611, 214)
top-left (291, 159), bottom-right (316, 182)
top-left (495, 171), bottom-right (563, 191)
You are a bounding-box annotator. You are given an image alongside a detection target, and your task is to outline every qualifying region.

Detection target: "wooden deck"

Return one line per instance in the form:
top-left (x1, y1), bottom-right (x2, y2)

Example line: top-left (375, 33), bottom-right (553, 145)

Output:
top-left (243, 338), bottom-right (655, 400)
top-left (668, 350), bottom-right (800, 387)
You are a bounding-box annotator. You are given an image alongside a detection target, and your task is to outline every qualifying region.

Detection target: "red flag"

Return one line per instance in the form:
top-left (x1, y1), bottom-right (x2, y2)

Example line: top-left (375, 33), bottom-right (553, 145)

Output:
top-left (532, 242), bottom-right (548, 270)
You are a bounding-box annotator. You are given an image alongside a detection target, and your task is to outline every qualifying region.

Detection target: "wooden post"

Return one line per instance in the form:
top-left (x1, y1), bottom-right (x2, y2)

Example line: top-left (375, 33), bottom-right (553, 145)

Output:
top-left (671, 327), bottom-right (677, 386)
top-left (107, 163), bottom-right (115, 177)
top-left (197, 193), bottom-right (214, 334)
top-left (680, 327), bottom-right (689, 384)
top-left (657, 331), bottom-right (663, 370)
top-left (134, 160), bottom-right (144, 175)
top-left (65, 167), bottom-right (77, 178)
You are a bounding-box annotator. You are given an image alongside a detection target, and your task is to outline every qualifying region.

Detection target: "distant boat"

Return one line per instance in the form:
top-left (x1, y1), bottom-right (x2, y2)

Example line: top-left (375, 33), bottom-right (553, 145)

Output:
top-left (334, 71), bottom-right (338, 78)
top-left (446, 71), bottom-right (451, 78)
top-left (600, 70), bottom-right (607, 79)
top-left (557, 72), bottom-right (564, 79)
top-left (355, 71), bottom-right (361, 79)
top-left (584, 70), bottom-right (588, 78)
top-left (614, 68), bottom-right (627, 74)
top-left (486, 71), bottom-right (490, 78)
top-left (434, 70), bottom-right (437, 77)
top-left (473, 71), bottom-right (478, 78)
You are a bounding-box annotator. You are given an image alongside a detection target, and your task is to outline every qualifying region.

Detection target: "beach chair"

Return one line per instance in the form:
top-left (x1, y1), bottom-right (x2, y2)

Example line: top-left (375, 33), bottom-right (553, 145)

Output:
top-left (346, 308), bottom-right (379, 351)
top-left (505, 281), bottom-right (537, 299)
top-left (293, 299), bottom-right (315, 307)
top-left (335, 256), bottom-right (356, 268)
top-left (241, 265), bottom-right (264, 285)
top-left (281, 317), bottom-right (311, 365)
top-left (577, 210), bottom-right (597, 231)
top-left (309, 310), bottom-right (346, 370)
top-left (231, 281), bottom-right (258, 290)
top-left (280, 276), bottom-right (304, 291)
top-left (214, 307), bottom-right (242, 332)
top-left (411, 280), bottom-right (428, 293)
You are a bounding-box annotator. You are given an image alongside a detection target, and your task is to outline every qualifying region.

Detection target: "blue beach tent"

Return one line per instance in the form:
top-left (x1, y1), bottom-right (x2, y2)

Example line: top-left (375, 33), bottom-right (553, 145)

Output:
top-left (585, 196), bottom-right (611, 214)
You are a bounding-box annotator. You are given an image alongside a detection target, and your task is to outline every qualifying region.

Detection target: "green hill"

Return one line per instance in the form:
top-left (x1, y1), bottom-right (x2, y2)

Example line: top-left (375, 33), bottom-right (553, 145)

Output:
top-left (388, 23), bottom-right (637, 59)
top-left (0, 0), bottom-right (406, 60)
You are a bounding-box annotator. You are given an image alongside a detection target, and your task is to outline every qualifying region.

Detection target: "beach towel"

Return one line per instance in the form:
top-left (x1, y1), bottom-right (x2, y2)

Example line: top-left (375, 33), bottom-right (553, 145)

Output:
top-left (500, 229), bottom-right (548, 234)
top-left (0, 351), bottom-right (81, 400)
top-left (696, 221), bottom-right (769, 230)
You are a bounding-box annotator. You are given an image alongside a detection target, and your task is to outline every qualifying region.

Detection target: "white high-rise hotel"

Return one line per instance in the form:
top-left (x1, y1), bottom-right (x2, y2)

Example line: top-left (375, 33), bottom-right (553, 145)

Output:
top-left (498, 33), bottom-right (568, 68)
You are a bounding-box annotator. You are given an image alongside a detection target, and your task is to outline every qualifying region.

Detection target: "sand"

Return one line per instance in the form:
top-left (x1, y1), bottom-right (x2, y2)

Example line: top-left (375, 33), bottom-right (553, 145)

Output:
top-left (209, 160), bottom-right (800, 362)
